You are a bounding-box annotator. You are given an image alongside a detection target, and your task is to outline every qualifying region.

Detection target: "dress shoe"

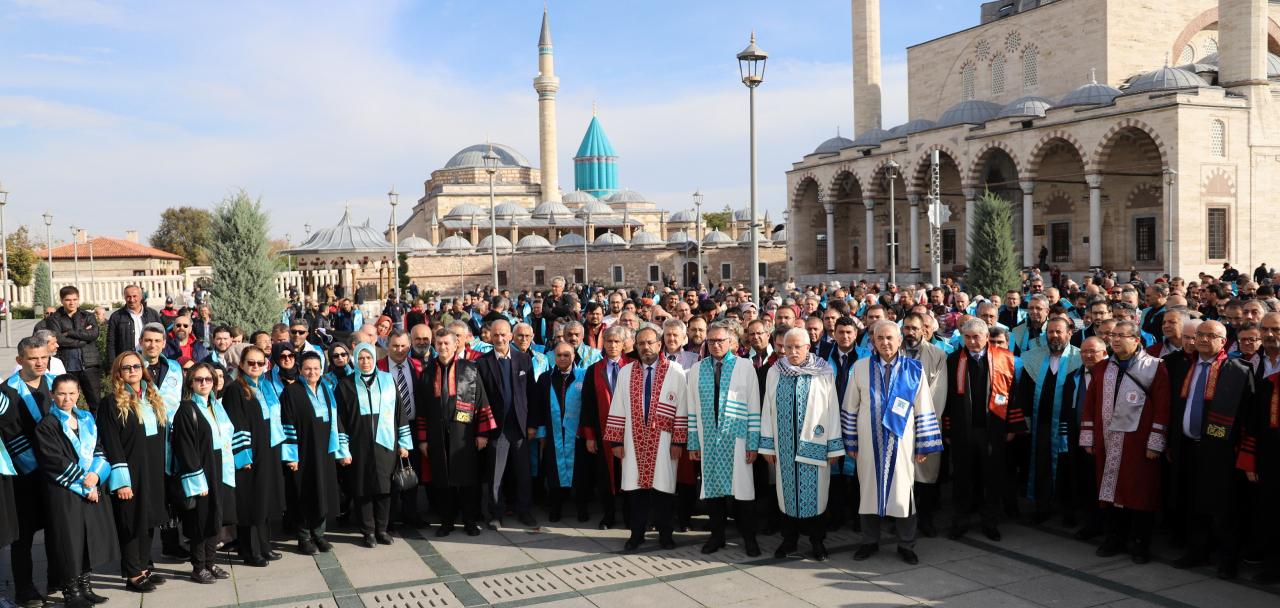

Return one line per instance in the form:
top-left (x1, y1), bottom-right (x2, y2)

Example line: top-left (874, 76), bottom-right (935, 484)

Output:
top-left (919, 520), bottom-right (937, 538)
top-left (1095, 536), bottom-right (1124, 558)
top-left (659, 535), bottom-right (676, 550)
top-left (1030, 512), bottom-right (1052, 525)
top-left (981, 525), bottom-right (1002, 542)
top-left (1061, 514), bottom-right (1078, 528)
top-left (1172, 553), bottom-right (1208, 569)
top-left (145, 571), bottom-right (166, 585)
top-left (744, 537), bottom-right (761, 558)
top-left (299, 539), bottom-right (318, 555)
top-left (78, 574), bottom-right (108, 604)
top-left (1074, 523), bottom-right (1103, 540)
top-left (314, 537), bottom-right (333, 553)
top-left (62, 584), bottom-right (90, 608)
top-left (190, 569), bottom-right (217, 585)
top-left (701, 537), bottom-right (725, 554)
top-left (265, 550), bottom-right (283, 561)
top-left (518, 513), bottom-right (538, 527)
top-left (773, 541), bottom-right (798, 559)
top-left (811, 541), bottom-right (829, 562)
top-left (598, 517), bottom-right (615, 530)
top-left (126, 576), bottom-right (157, 593)
top-left (1131, 551), bottom-right (1151, 565)
top-left (1251, 569), bottom-right (1280, 585)
top-left (852, 543), bottom-right (879, 561)
top-left (898, 546), bottom-right (920, 565)
top-left (244, 556), bottom-right (270, 567)
top-left (485, 519), bottom-right (500, 531)
top-left (624, 536), bottom-right (643, 551)
top-left (376, 532), bottom-right (395, 545)
top-left (210, 565), bottom-right (231, 579)
top-left (577, 507), bottom-right (590, 522)
top-left (435, 524), bottom-right (455, 537)
top-left (15, 591), bottom-right (48, 608)
top-left (362, 534), bottom-right (377, 548)
top-left (465, 523), bottom-right (482, 536)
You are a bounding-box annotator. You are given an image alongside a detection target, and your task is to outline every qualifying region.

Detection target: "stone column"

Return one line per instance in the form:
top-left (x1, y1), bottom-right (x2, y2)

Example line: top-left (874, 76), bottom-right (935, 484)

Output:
top-left (962, 187), bottom-right (978, 262)
top-left (908, 194), bottom-right (921, 272)
top-left (1086, 174), bottom-right (1103, 269)
top-left (823, 197), bottom-right (837, 274)
top-left (1021, 180), bottom-right (1036, 268)
top-left (864, 199), bottom-right (877, 273)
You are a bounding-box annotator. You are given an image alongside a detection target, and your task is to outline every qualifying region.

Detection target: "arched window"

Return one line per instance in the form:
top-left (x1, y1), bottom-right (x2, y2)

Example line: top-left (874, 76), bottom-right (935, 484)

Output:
top-left (991, 55), bottom-right (1007, 95)
top-left (1204, 37), bottom-right (1218, 56)
top-left (1210, 119), bottom-right (1227, 157)
top-left (962, 62), bottom-right (976, 100)
top-left (1178, 44), bottom-right (1195, 65)
top-left (1022, 47), bottom-right (1039, 90)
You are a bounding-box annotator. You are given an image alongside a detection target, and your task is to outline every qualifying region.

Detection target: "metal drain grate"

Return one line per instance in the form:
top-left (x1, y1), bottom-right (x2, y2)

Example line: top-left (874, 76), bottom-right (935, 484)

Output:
top-left (470, 569), bottom-right (572, 603)
top-left (626, 546), bottom-right (723, 575)
top-left (548, 558), bottom-right (651, 590)
top-left (361, 583), bottom-right (459, 608)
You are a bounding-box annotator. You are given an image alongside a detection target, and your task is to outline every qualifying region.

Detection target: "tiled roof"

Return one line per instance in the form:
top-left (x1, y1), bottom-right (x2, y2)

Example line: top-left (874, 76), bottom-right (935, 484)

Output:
top-left (37, 236), bottom-right (182, 261)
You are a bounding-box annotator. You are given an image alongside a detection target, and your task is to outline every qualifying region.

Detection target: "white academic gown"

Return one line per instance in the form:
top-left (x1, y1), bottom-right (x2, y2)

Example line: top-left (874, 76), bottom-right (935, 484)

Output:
top-left (682, 355), bottom-right (761, 500)
top-left (842, 357), bottom-right (940, 518)
top-left (606, 360), bottom-right (687, 494)
top-left (759, 366), bottom-right (842, 517)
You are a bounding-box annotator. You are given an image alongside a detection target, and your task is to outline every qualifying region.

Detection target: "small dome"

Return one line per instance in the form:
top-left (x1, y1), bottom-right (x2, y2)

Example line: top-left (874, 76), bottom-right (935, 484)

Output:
top-left (771, 228), bottom-right (788, 243)
top-left (436, 234), bottom-right (474, 254)
top-left (475, 234), bottom-right (514, 254)
top-left (1197, 52), bottom-right (1280, 78)
top-left (445, 203), bottom-right (485, 221)
top-left (398, 234), bottom-right (434, 251)
top-left (575, 200), bottom-right (614, 218)
top-left (554, 233), bottom-right (587, 250)
top-left (531, 200), bottom-right (574, 220)
top-left (630, 230), bottom-right (664, 248)
top-left (739, 230), bottom-right (770, 244)
top-left (1059, 81), bottom-right (1122, 107)
top-left (493, 201), bottom-right (529, 220)
top-left (702, 229), bottom-right (734, 246)
top-left (443, 143), bottom-right (531, 170)
top-left (592, 231), bottom-right (627, 248)
top-left (516, 234), bottom-right (553, 251)
top-left (997, 96), bottom-right (1054, 119)
top-left (1124, 66), bottom-right (1206, 94)
top-left (733, 208), bottom-right (762, 222)
top-left (888, 119), bottom-right (936, 137)
top-left (850, 128), bottom-right (893, 148)
top-left (936, 100), bottom-right (1002, 127)
top-left (606, 190), bottom-right (649, 204)
top-left (561, 191), bottom-right (597, 206)
top-left (667, 230), bottom-right (694, 245)
top-left (668, 209), bottom-right (697, 223)
top-left (812, 135), bottom-right (854, 155)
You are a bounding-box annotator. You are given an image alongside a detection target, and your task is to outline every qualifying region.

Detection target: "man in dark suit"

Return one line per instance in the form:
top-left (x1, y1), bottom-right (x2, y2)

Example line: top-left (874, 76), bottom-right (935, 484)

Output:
top-left (1063, 336), bottom-right (1109, 540)
top-left (477, 318), bottom-right (536, 528)
top-left (379, 330), bottom-right (426, 526)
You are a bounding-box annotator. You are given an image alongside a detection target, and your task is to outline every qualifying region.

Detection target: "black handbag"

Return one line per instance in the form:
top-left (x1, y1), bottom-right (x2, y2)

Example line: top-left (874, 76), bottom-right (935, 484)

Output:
top-left (390, 457), bottom-right (417, 493)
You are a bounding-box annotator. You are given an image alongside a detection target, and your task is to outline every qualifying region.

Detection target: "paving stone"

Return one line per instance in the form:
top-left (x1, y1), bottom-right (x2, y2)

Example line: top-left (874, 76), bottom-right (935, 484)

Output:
top-left (624, 545), bottom-right (724, 576)
top-left (670, 569), bottom-right (787, 606)
top-left (935, 552), bottom-right (1053, 587)
top-left (548, 557), bottom-right (652, 590)
top-left (586, 582), bottom-right (702, 608)
top-left (1155, 578), bottom-right (1280, 608)
top-left (1000, 573), bottom-right (1127, 608)
top-left (794, 579), bottom-right (917, 608)
top-left (360, 582), bottom-right (460, 608)
top-left (865, 564), bottom-right (988, 601)
top-left (471, 568), bottom-right (574, 603)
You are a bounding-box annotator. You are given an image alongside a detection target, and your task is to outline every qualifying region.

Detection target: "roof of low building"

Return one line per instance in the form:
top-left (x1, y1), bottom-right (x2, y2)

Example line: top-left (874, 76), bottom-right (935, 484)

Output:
top-left (38, 236), bottom-right (183, 261)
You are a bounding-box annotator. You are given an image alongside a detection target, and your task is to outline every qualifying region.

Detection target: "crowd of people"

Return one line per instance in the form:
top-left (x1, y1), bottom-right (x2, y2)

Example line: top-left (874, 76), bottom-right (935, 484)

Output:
top-left (2, 263), bottom-right (1279, 607)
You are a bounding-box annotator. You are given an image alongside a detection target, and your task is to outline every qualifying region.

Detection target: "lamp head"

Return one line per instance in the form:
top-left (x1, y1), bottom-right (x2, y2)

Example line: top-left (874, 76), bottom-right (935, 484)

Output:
top-left (388, 187), bottom-right (399, 207)
top-left (737, 31), bottom-right (768, 88)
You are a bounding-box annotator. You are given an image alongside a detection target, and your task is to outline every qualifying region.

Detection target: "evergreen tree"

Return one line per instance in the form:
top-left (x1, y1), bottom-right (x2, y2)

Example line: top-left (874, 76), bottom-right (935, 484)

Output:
top-left (208, 190), bottom-right (278, 332)
top-left (397, 252), bottom-right (410, 292)
top-left (966, 191), bottom-right (1021, 297)
top-left (33, 261), bottom-right (51, 308)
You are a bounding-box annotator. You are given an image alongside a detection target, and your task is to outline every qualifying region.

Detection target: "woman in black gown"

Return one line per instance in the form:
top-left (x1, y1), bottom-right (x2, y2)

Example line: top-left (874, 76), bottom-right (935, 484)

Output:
top-left (221, 345), bottom-right (284, 567)
top-left (281, 352), bottom-right (349, 554)
top-left (170, 363), bottom-right (237, 583)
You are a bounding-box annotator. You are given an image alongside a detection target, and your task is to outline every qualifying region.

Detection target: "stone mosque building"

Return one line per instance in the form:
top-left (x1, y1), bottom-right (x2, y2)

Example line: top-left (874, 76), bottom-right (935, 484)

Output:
top-left (787, 0), bottom-right (1280, 285)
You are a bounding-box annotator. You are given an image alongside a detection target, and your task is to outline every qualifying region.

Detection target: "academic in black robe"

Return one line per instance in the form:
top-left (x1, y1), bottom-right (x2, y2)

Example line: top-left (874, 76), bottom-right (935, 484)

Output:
top-left (33, 410), bottom-right (118, 582)
top-left (281, 382), bottom-right (342, 529)
top-left (335, 374), bottom-right (406, 498)
top-left (0, 375), bottom-right (55, 596)
top-left (220, 382), bottom-right (284, 526)
top-left (170, 399), bottom-right (237, 540)
top-left (1017, 365), bottom-right (1075, 514)
top-left (529, 367), bottom-right (591, 514)
top-left (97, 393), bottom-right (169, 578)
top-left (416, 358), bottom-right (492, 488)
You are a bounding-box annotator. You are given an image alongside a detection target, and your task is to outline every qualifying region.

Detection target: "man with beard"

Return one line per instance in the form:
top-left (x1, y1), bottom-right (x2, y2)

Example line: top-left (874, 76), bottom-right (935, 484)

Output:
top-left (562, 321), bottom-right (602, 371)
top-left (1064, 337), bottom-right (1109, 540)
top-left (410, 324), bottom-right (434, 365)
top-left (47, 286), bottom-right (103, 410)
top-left (1141, 283), bottom-right (1169, 342)
top-left (583, 302), bottom-right (606, 350)
top-left (1170, 320), bottom-right (1254, 579)
top-left (1018, 317), bottom-right (1083, 524)
top-left (817, 316), bottom-right (862, 531)
top-left (900, 312), bottom-right (949, 537)
top-left (603, 291), bottom-right (625, 327)
top-left (685, 316), bottom-right (708, 356)
top-left (201, 325), bottom-right (235, 371)
top-left (1237, 312), bottom-right (1280, 583)
top-left (581, 325), bottom-right (633, 529)
top-left (1080, 321), bottom-right (1171, 564)
top-left (1011, 295), bottom-right (1050, 356)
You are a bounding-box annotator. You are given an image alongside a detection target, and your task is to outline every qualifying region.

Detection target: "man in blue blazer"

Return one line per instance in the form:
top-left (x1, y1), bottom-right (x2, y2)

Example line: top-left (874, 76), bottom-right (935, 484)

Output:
top-left (476, 318), bottom-right (537, 529)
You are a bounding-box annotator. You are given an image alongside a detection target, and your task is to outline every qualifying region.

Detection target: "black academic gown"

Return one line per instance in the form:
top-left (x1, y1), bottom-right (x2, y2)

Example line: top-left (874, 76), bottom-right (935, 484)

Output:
top-left (281, 382), bottom-right (342, 523)
top-left (170, 399), bottom-right (237, 540)
top-left (221, 383), bottom-right (283, 525)
top-left (529, 367), bottom-right (589, 490)
top-left (1017, 365), bottom-right (1072, 504)
top-left (0, 377), bottom-right (54, 541)
top-left (97, 395), bottom-right (168, 539)
top-left (943, 350), bottom-right (1025, 512)
top-left (1061, 366), bottom-right (1096, 511)
top-left (417, 358), bottom-right (491, 488)
top-left (335, 374), bottom-right (405, 497)
top-left (1185, 358), bottom-right (1254, 515)
top-left (33, 412), bottom-right (118, 578)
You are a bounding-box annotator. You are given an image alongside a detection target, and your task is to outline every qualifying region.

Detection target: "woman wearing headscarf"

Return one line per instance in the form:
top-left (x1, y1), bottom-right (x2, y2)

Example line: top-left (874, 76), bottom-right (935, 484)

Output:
top-left (267, 343), bottom-right (299, 395)
top-left (221, 346), bottom-right (285, 567)
top-left (98, 352), bottom-right (170, 593)
top-left (280, 352), bottom-right (349, 554)
top-left (34, 375), bottom-right (117, 608)
top-left (169, 363), bottom-right (236, 584)
top-left (323, 343), bottom-right (354, 394)
top-left (335, 343), bottom-right (411, 548)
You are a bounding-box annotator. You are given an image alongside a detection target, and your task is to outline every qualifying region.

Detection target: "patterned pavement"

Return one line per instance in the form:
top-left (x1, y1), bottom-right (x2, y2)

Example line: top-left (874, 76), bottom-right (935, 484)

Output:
top-left (2, 508), bottom-right (1278, 608)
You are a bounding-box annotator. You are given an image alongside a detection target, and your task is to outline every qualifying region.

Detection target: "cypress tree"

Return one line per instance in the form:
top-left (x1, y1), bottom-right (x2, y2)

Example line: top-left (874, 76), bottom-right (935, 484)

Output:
top-left (966, 191), bottom-right (1021, 297)
top-left (208, 190), bottom-right (278, 332)
top-left (33, 261), bottom-right (51, 308)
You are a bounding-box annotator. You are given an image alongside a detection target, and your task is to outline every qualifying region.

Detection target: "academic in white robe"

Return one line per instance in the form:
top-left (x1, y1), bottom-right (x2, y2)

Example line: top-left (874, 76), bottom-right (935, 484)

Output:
top-left (759, 363), bottom-right (842, 518)
top-left (603, 358), bottom-right (688, 494)
top-left (682, 355), bottom-right (761, 500)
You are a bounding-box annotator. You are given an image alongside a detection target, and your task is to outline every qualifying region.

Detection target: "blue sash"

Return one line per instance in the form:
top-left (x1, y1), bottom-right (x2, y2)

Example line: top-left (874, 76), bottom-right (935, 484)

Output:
top-left (575, 344), bottom-right (602, 370)
top-left (870, 357), bottom-right (921, 439)
top-left (355, 372), bottom-right (405, 451)
top-left (548, 372), bottom-right (585, 488)
top-left (304, 382), bottom-right (345, 458)
top-left (193, 394), bottom-right (237, 489)
top-left (246, 376), bottom-right (285, 447)
top-left (49, 407), bottom-right (108, 497)
top-left (153, 358), bottom-right (182, 412)
top-left (5, 372), bottom-right (56, 474)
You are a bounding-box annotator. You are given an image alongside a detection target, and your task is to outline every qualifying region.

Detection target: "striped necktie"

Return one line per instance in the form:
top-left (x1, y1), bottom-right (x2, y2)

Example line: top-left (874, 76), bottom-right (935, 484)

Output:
top-left (395, 362), bottom-right (412, 418)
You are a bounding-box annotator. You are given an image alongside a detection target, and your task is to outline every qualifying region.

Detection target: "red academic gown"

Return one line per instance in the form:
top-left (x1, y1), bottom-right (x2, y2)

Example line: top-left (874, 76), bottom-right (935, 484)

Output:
top-left (581, 356), bottom-right (632, 492)
top-left (1080, 357), bottom-right (1171, 512)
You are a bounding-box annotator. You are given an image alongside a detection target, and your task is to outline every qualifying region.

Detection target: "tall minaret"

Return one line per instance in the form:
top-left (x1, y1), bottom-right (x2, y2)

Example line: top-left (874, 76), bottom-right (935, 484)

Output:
top-left (534, 8), bottom-right (562, 202)
top-left (851, 0), bottom-right (883, 135)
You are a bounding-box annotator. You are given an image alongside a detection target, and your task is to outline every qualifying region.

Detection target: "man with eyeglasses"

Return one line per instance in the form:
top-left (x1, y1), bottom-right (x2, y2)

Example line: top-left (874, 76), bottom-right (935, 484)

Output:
top-left (288, 318), bottom-right (326, 367)
top-left (163, 315), bottom-right (209, 370)
top-left (1080, 320), bottom-right (1170, 565)
top-left (1231, 322), bottom-right (1263, 369)
top-left (1166, 320), bottom-right (1254, 579)
top-left (1237, 312), bottom-right (1280, 584)
top-left (581, 325), bottom-right (633, 530)
top-left (1063, 337), bottom-right (1109, 540)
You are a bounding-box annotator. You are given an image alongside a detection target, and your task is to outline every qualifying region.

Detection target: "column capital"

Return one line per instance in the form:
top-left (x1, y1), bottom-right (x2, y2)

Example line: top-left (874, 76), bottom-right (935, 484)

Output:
top-left (1085, 173), bottom-right (1103, 189)
top-left (863, 198), bottom-right (876, 210)
top-left (907, 193), bottom-right (922, 206)
top-left (962, 187), bottom-right (978, 200)
top-left (823, 200), bottom-right (835, 214)
top-left (1020, 180), bottom-right (1036, 194)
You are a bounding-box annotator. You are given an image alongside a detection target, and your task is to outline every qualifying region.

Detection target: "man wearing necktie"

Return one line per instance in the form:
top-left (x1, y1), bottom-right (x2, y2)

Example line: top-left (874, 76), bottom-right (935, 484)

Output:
top-left (378, 331), bottom-right (424, 527)
top-left (818, 315), bottom-right (862, 532)
top-left (1064, 337), bottom-right (1108, 541)
top-left (580, 326), bottom-right (633, 529)
top-left (476, 320), bottom-right (536, 529)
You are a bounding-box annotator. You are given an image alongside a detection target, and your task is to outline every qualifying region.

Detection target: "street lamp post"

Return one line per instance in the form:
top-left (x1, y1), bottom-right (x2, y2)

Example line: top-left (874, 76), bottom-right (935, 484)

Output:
top-left (583, 206), bottom-right (592, 288)
top-left (885, 159), bottom-right (900, 286)
top-left (388, 187), bottom-right (399, 299)
top-left (482, 147), bottom-right (500, 290)
top-left (42, 212), bottom-right (53, 305)
top-left (693, 190), bottom-right (704, 288)
top-left (0, 181), bottom-right (10, 347)
top-left (738, 32), bottom-right (767, 302)
top-left (70, 226), bottom-right (80, 289)
top-left (1163, 168), bottom-right (1177, 279)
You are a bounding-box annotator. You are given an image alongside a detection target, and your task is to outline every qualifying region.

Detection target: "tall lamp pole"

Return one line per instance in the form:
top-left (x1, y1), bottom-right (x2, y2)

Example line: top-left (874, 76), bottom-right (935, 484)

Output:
top-left (0, 181), bottom-right (10, 347)
top-left (693, 190), bottom-right (704, 288)
top-left (388, 187), bottom-right (399, 299)
top-left (70, 226), bottom-right (81, 289)
top-left (42, 211), bottom-right (53, 305)
top-left (482, 147), bottom-right (500, 290)
top-left (1163, 167), bottom-right (1176, 279)
top-left (738, 32), bottom-right (767, 302)
top-left (885, 159), bottom-right (900, 286)
top-left (583, 206), bottom-right (592, 287)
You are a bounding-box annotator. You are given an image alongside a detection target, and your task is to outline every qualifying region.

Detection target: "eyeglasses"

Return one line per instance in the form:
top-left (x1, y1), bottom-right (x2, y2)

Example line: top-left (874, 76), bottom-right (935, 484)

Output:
top-left (705, 338), bottom-right (729, 345)
top-left (244, 360), bottom-right (267, 368)
top-left (333, 353), bottom-right (349, 359)
top-left (291, 329), bottom-right (308, 335)
top-left (192, 376), bottom-right (214, 384)
top-left (174, 323), bottom-right (190, 328)
top-left (1194, 331), bottom-right (1226, 339)
top-left (1239, 337), bottom-right (1262, 344)
top-left (119, 364), bottom-right (143, 372)
top-left (279, 353), bottom-right (295, 359)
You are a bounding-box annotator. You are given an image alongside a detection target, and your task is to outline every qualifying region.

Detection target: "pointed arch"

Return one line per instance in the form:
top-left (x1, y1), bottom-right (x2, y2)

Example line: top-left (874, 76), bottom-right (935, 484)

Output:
top-left (1027, 130), bottom-right (1088, 178)
top-left (1088, 118), bottom-right (1168, 174)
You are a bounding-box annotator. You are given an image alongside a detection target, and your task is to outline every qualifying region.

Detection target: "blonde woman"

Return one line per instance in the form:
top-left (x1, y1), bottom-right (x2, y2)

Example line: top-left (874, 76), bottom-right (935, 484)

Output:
top-left (98, 352), bottom-right (169, 593)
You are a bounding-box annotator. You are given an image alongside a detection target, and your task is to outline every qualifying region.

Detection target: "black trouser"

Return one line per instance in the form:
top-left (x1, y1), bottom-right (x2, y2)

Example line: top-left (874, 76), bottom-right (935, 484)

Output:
top-left (11, 476), bottom-right (54, 596)
top-left (780, 514), bottom-right (825, 546)
top-left (861, 513), bottom-right (919, 549)
top-left (73, 367), bottom-right (102, 413)
top-left (119, 528), bottom-right (154, 578)
top-left (752, 458), bottom-right (778, 530)
top-left (394, 486), bottom-right (424, 525)
top-left (547, 485), bottom-right (588, 517)
top-left (484, 432), bottom-right (532, 520)
top-left (675, 483), bottom-right (698, 527)
top-left (236, 524), bottom-right (272, 561)
top-left (592, 453), bottom-right (621, 523)
top-left (161, 525), bottom-right (185, 553)
top-left (827, 473), bottom-right (857, 528)
top-left (190, 537), bottom-right (219, 572)
top-left (432, 484), bottom-right (481, 527)
top-left (296, 514), bottom-right (328, 542)
top-left (915, 482), bottom-right (941, 528)
top-left (628, 489), bottom-right (673, 538)
top-left (1103, 507), bottom-right (1154, 552)
top-left (356, 494), bottom-right (391, 535)
top-left (705, 496), bottom-right (756, 542)
top-left (952, 433), bottom-right (1003, 528)
top-left (1073, 447), bottom-right (1101, 528)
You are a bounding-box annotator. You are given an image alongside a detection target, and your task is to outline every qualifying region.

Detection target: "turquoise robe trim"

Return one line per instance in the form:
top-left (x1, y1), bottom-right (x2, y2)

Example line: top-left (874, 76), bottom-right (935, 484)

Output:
top-left (691, 356), bottom-right (749, 498)
top-left (5, 372), bottom-right (56, 474)
top-left (1023, 346), bottom-right (1082, 499)
top-left (246, 376), bottom-right (286, 448)
top-left (548, 371), bottom-right (585, 488)
top-left (49, 407), bottom-right (109, 498)
top-left (355, 371), bottom-right (411, 452)
top-left (193, 394), bottom-right (236, 489)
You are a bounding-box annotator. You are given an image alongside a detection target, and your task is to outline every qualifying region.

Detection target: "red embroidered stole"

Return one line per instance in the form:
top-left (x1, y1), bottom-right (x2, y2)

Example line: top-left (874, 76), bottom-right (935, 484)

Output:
top-left (627, 358), bottom-right (675, 488)
top-left (955, 347), bottom-right (1016, 420)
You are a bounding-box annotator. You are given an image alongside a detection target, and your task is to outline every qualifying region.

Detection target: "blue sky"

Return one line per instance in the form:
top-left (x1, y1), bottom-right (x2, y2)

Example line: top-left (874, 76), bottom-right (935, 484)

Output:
top-left (0, 0), bottom-right (973, 243)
